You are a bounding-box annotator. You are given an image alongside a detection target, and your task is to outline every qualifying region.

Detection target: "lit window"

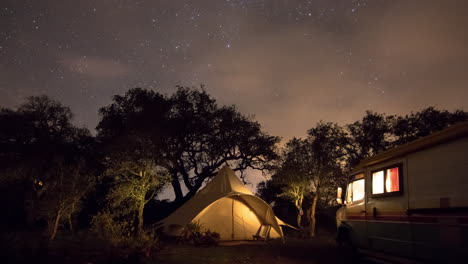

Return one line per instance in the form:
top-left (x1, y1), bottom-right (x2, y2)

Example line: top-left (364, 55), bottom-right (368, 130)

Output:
top-left (346, 174), bottom-right (365, 203)
top-left (346, 182), bottom-right (353, 204)
top-left (352, 179), bottom-right (365, 201)
top-left (386, 167), bottom-right (399, 192)
top-left (372, 166), bottom-right (401, 195)
top-left (372, 171), bottom-right (384, 194)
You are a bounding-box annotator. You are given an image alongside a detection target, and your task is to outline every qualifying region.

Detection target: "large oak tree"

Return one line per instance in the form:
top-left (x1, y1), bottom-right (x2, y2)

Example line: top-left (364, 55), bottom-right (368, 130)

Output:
top-left (97, 87), bottom-right (280, 204)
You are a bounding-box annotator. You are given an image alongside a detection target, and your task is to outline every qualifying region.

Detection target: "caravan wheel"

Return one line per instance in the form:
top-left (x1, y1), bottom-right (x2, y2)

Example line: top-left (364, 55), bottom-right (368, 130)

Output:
top-left (337, 230), bottom-right (360, 264)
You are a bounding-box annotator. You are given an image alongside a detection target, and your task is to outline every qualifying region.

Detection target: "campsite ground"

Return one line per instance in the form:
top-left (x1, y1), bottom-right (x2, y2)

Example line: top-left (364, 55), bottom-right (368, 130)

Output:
top-left (157, 232), bottom-right (348, 264)
top-left (3, 230), bottom-right (357, 264)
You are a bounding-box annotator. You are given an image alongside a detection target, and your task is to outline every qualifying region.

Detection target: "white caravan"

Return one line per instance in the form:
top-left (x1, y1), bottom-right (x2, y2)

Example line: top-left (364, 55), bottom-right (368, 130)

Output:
top-left (336, 121), bottom-right (468, 263)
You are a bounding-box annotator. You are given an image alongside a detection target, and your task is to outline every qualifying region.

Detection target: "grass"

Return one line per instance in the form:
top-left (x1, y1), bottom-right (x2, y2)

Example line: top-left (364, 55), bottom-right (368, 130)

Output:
top-left (157, 233), bottom-right (343, 264)
top-left (1, 230), bottom-right (345, 264)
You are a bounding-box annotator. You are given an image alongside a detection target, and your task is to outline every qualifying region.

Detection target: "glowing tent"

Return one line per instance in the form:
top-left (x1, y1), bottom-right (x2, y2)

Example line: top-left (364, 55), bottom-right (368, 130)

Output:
top-left (158, 166), bottom-right (293, 241)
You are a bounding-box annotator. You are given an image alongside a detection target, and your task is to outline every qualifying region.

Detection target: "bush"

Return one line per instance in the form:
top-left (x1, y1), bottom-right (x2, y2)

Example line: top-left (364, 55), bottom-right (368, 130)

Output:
top-left (91, 211), bottom-right (133, 247)
top-left (185, 220), bottom-right (204, 233)
top-left (178, 221), bottom-right (220, 247)
top-left (91, 211), bottom-right (159, 260)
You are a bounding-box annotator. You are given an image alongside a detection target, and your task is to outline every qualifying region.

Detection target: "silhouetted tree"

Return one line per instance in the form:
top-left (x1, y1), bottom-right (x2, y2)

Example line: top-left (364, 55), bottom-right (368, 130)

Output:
top-left (346, 111), bottom-right (394, 168)
top-left (305, 122), bottom-right (348, 237)
top-left (272, 139), bottom-right (311, 229)
top-left (393, 107), bottom-right (468, 145)
top-left (0, 96), bottom-right (97, 241)
top-left (256, 179), bottom-right (284, 206)
top-left (97, 86), bottom-right (280, 204)
top-left (271, 123), bottom-right (347, 236)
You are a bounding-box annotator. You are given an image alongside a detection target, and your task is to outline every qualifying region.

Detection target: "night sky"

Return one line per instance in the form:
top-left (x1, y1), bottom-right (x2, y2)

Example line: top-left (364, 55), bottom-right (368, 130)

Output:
top-left (2, 0), bottom-right (468, 141)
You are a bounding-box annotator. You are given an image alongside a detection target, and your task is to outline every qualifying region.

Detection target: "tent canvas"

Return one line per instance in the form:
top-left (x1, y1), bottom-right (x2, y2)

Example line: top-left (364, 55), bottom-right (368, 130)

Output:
top-left (158, 166), bottom-right (292, 240)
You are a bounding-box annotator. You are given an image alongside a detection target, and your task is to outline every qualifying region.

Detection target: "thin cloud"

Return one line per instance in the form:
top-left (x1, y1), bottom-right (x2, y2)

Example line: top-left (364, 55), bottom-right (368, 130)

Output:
top-left (60, 55), bottom-right (132, 78)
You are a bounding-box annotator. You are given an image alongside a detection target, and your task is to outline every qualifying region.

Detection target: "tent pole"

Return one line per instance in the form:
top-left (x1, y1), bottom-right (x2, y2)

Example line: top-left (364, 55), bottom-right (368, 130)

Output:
top-left (231, 198), bottom-right (234, 240)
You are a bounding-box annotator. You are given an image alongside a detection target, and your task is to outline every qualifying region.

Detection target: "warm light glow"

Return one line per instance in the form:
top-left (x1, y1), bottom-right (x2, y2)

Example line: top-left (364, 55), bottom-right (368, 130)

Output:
top-left (352, 179), bottom-right (365, 201)
top-left (35, 179), bottom-right (43, 187)
top-left (346, 182), bottom-right (353, 204)
top-left (372, 171), bottom-right (384, 194)
top-left (346, 178), bottom-right (365, 203)
top-left (385, 167), bottom-right (399, 192)
top-left (354, 173), bottom-right (364, 180)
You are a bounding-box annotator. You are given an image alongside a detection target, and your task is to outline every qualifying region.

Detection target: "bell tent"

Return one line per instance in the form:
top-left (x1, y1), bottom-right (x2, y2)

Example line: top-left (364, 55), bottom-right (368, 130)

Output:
top-left (159, 165), bottom-right (292, 241)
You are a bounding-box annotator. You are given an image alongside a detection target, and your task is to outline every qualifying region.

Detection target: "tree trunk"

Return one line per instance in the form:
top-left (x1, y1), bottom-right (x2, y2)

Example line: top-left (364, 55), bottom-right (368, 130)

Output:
top-left (309, 194), bottom-right (318, 237)
top-left (137, 198), bottom-right (145, 235)
top-left (171, 177), bottom-right (183, 202)
top-left (295, 197), bottom-right (303, 228)
top-left (49, 208), bottom-right (62, 242)
top-left (296, 211), bottom-right (303, 228)
top-left (68, 214), bottom-right (73, 231)
top-left (68, 202), bottom-right (76, 231)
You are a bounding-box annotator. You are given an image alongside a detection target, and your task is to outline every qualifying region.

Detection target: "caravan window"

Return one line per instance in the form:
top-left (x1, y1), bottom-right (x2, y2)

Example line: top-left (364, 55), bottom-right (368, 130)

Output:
top-left (346, 173), bottom-right (365, 203)
top-left (372, 165), bottom-right (401, 195)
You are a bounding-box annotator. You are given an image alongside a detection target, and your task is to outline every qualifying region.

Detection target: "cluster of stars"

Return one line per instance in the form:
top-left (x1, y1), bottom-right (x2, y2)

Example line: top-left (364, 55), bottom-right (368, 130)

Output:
top-left (4, 0), bottom-right (445, 133)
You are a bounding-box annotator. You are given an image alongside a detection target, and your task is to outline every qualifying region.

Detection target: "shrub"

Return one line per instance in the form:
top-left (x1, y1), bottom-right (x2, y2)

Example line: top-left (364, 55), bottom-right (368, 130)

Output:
top-left (185, 220), bottom-right (204, 233)
top-left (91, 211), bottom-right (159, 260)
top-left (91, 211), bottom-right (133, 247)
top-left (178, 221), bottom-right (220, 247)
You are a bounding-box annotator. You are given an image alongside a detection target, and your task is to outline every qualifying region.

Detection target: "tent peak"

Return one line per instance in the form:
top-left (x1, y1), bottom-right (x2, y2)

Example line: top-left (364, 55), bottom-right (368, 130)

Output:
top-left (201, 165), bottom-right (252, 195)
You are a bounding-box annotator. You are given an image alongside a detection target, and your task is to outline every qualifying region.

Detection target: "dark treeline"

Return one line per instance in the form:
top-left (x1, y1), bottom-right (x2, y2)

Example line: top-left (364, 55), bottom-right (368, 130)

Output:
top-left (0, 86), bottom-right (280, 262)
top-left (0, 86), bottom-right (467, 261)
top-left (257, 108), bottom-right (468, 237)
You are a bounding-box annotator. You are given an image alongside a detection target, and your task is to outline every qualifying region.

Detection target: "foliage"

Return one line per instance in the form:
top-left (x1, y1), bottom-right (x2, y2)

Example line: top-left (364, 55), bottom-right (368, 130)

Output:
top-left (179, 221), bottom-right (220, 247)
top-left (91, 211), bottom-right (159, 258)
top-left (97, 86), bottom-right (280, 204)
top-left (346, 108), bottom-right (468, 168)
top-left (273, 151), bottom-right (310, 228)
top-left (35, 157), bottom-right (96, 240)
top-left (259, 107), bottom-right (468, 237)
top-left (102, 157), bottom-right (170, 235)
top-left (3, 89), bottom-right (467, 254)
top-left (256, 179), bottom-right (284, 205)
top-left (91, 211), bottom-right (134, 246)
top-left (0, 96), bottom-right (97, 241)
top-left (263, 122), bottom-right (348, 236)
top-left (185, 220), bottom-right (204, 234)
top-left (346, 111), bottom-right (395, 168)
top-left (393, 107), bottom-right (468, 145)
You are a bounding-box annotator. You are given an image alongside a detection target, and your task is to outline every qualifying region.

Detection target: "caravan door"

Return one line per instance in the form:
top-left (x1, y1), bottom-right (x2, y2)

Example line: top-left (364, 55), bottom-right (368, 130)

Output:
top-left (365, 161), bottom-right (412, 257)
top-left (343, 172), bottom-right (368, 248)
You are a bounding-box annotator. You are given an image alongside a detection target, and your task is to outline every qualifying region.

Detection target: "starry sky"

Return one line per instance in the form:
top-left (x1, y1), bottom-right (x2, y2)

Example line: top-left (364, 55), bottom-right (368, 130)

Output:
top-left (2, 0), bottom-right (468, 141)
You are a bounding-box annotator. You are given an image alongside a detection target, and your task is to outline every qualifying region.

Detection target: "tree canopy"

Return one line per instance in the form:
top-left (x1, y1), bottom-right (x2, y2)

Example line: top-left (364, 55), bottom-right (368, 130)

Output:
top-left (0, 96), bottom-right (97, 240)
top-left (97, 86), bottom-right (280, 203)
top-left (259, 107), bottom-right (468, 236)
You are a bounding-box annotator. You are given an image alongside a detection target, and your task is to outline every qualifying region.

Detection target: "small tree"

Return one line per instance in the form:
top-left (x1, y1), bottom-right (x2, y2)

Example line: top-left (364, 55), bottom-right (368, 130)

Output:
top-left (306, 122), bottom-right (348, 237)
top-left (277, 123), bottom-right (347, 237)
top-left (273, 142), bottom-right (310, 229)
top-left (35, 157), bottom-right (95, 241)
top-left (104, 156), bottom-right (169, 236)
top-left (278, 180), bottom-right (308, 228)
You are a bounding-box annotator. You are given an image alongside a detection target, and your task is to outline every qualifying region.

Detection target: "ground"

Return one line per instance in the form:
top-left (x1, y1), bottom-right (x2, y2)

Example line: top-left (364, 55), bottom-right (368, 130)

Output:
top-left (2, 230), bottom-right (357, 264)
top-left (157, 234), bottom-right (347, 264)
